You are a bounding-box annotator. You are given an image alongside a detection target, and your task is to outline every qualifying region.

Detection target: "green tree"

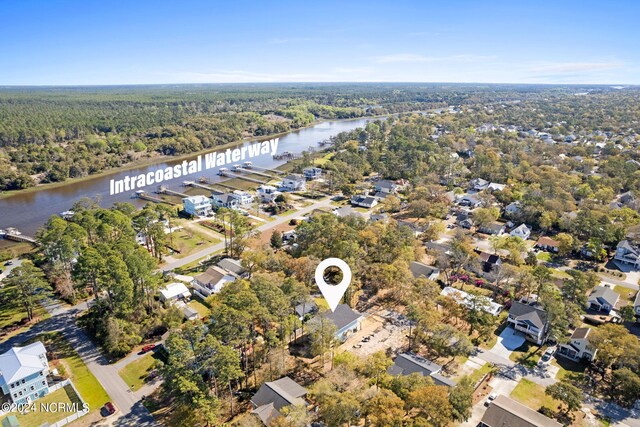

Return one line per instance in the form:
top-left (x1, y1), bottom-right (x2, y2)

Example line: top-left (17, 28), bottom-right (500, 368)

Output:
top-left (449, 376), bottom-right (475, 422)
top-left (5, 261), bottom-right (49, 321)
top-left (545, 381), bottom-right (582, 414)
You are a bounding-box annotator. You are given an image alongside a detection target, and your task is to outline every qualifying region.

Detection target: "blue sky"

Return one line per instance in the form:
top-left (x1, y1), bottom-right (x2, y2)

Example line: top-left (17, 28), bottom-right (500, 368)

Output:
top-left (1, 0), bottom-right (639, 85)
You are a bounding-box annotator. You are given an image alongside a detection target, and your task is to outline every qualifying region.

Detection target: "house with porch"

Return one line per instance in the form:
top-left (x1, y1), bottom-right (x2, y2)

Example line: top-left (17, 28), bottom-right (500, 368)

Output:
top-left (182, 195), bottom-right (213, 217)
top-left (614, 240), bottom-right (640, 269)
top-left (303, 167), bottom-right (323, 180)
top-left (557, 328), bottom-right (597, 362)
top-left (211, 193), bottom-right (240, 209)
top-left (0, 342), bottom-right (50, 405)
top-left (192, 266), bottom-right (237, 298)
top-left (257, 185), bottom-right (281, 203)
top-left (280, 174), bottom-right (306, 192)
top-left (587, 286), bottom-right (619, 313)
top-left (507, 302), bottom-right (550, 345)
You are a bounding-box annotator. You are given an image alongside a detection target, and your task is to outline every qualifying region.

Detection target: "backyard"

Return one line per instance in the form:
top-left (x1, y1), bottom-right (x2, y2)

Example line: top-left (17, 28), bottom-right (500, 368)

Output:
top-left (510, 378), bottom-right (562, 413)
top-left (119, 352), bottom-right (163, 392)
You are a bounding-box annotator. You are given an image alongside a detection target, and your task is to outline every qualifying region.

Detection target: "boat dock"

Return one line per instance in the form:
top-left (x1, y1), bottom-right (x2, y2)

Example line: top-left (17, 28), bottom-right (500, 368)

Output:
top-left (157, 186), bottom-right (190, 198)
top-left (217, 168), bottom-right (266, 184)
top-left (183, 180), bottom-right (224, 194)
top-left (135, 190), bottom-right (177, 205)
top-left (241, 161), bottom-right (284, 175)
top-left (232, 164), bottom-right (276, 179)
top-left (273, 151), bottom-right (301, 160)
top-left (0, 228), bottom-right (39, 245)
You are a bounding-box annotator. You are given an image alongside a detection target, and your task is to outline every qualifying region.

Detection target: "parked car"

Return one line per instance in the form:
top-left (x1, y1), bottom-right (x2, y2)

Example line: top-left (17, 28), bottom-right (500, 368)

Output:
top-left (103, 402), bottom-right (116, 416)
top-left (541, 347), bottom-right (555, 362)
top-left (484, 393), bottom-right (498, 407)
top-left (4, 261), bottom-right (13, 266)
top-left (140, 344), bottom-right (156, 354)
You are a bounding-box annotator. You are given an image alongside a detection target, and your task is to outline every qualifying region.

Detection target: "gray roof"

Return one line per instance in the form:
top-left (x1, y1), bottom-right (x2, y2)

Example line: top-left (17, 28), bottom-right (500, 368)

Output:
top-left (481, 395), bottom-right (562, 427)
top-left (216, 258), bottom-right (246, 276)
top-left (588, 286), bottom-right (619, 307)
top-left (294, 300), bottom-right (318, 318)
top-left (251, 402), bottom-right (281, 425)
top-left (509, 302), bottom-right (548, 330)
top-left (334, 206), bottom-right (365, 218)
top-left (387, 353), bottom-right (456, 387)
top-left (322, 304), bottom-right (362, 331)
top-left (251, 376), bottom-right (307, 412)
top-left (409, 261), bottom-right (439, 279)
top-left (634, 290), bottom-right (640, 308)
top-left (375, 180), bottom-right (396, 189)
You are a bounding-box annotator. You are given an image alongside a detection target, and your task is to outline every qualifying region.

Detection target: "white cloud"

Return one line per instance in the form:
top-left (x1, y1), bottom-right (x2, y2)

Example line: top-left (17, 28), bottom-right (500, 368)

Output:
top-left (372, 53), bottom-right (495, 64)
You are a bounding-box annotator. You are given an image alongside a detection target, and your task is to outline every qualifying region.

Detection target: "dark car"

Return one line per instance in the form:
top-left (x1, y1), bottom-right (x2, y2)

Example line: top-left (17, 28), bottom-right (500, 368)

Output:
top-left (4, 261), bottom-right (13, 266)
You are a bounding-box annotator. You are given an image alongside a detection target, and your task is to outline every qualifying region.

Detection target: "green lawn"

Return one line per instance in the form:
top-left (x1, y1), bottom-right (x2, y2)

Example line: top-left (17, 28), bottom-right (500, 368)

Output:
top-left (467, 362), bottom-right (492, 385)
top-left (510, 379), bottom-right (562, 412)
top-left (187, 300), bottom-right (210, 319)
top-left (550, 268), bottom-right (572, 279)
top-left (613, 285), bottom-right (635, 302)
top-left (168, 228), bottom-right (219, 259)
top-left (0, 387), bottom-right (76, 427)
top-left (509, 341), bottom-right (544, 368)
top-left (552, 357), bottom-right (588, 383)
top-left (119, 353), bottom-right (162, 391)
top-left (536, 251), bottom-right (551, 262)
top-left (24, 332), bottom-right (110, 414)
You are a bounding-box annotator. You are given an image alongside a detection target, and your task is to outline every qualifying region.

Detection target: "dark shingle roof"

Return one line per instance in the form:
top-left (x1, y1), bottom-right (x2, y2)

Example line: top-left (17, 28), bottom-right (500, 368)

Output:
top-left (409, 261), bottom-right (439, 279)
top-left (251, 377), bottom-right (307, 412)
top-left (588, 286), bottom-right (619, 307)
top-left (509, 302), bottom-right (548, 330)
top-left (322, 304), bottom-right (362, 331)
top-left (481, 395), bottom-right (562, 427)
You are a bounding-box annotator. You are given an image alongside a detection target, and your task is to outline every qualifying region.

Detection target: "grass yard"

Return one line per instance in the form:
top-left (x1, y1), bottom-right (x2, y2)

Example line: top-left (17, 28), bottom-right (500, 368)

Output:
top-left (510, 379), bottom-right (562, 412)
top-left (509, 341), bottom-right (544, 368)
top-left (0, 280), bottom-right (50, 337)
top-left (536, 251), bottom-right (551, 262)
top-left (187, 300), bottom-right (210, 319)
top-left (613, 285), bottom-right (636, 302)
top-left (0, 242), bottom-right (34, 262)
top-left (551, 268), bottom-right (572, 279)
top-left (552, 357), bottom-right (588, 383)
top-left (467, 362), bottom-right (492, 385)
top-left (24, 332), bottom-right (110, 413)
top-left (313, 297), bottom-right (330, 311)
top-left (314, 152), bottom-right (335, 166)
top-left (0, 386), bottom-right (77, 427)
top-left (168, 228), bottom-right (220, 259)
top-left (119, 352), bottom-right (162, 391)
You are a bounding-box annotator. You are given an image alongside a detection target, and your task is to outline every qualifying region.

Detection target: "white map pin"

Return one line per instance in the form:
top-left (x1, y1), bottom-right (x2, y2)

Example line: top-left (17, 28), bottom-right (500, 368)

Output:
top-left (315, 257), bottom-right (352, 312)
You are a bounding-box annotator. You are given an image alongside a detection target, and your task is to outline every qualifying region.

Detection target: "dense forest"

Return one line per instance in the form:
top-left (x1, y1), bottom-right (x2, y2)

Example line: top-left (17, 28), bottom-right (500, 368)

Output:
top-left (1, 83), bottom-right (634, 192)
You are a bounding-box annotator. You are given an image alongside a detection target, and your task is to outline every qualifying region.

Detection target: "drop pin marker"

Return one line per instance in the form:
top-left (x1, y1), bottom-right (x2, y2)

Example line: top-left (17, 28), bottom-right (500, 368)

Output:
top-left (314, 257), bottom-right (352, 312)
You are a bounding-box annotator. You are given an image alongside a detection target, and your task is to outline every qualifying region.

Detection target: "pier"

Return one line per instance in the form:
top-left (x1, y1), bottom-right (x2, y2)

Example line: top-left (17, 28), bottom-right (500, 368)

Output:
top-left (217, 168), bottom-right (267, 184)
top-left (135, 190), bottom-right (177, 206)
top-left (0, 228), bottom-right (39, 245)
top-left (273, 151), bottom-right (301, 160)
top-left (242, 161), bottom-right (284, 175)
top-left (183, 180), bottom-right (224, 194)
top-left (231, 164), bottom-right (276, 179)
top-left (157, 186), bottom-right (190, 198)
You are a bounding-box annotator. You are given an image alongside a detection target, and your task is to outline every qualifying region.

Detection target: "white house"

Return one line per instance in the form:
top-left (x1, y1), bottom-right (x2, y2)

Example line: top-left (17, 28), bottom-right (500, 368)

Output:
top-left (211, 193), bottom-right (240, 209)
top-left (192, 266), bottom-right (237, 298)
top-left (257, 185), bottom-right (282, 203)
top-left (303, 167), bottom-right (323, 180)
top-left (504, 201), bottom-right (521, 216)
top-left (557, 328), bottom-right (597, 362)
top-left (280, 174), bottom-right (306, 192)
top-left (310, 304), bottom-right (364, 342)
top-left (507, 302), bottom-right (550, 345)
top-left (510, 224), bottom-right (531, 240)
top-left (614, 240), bottom-right (640, 269)
top-left (232, 190), bottom-right (254, 205)
top-left (350, 195), bottom-right (378, 208)
top-left (440, 287), bottom-right (503, 316)
top-left (182, 195), bottom-right (213, 217)
top-left (374, 179), bottom-right (400, 194)
top-left (0, 342), bottom-right (50, 405)
top-left (470, 178), bottom-right (489, 191)
top-left (159, 282), bottom-right (191, 303)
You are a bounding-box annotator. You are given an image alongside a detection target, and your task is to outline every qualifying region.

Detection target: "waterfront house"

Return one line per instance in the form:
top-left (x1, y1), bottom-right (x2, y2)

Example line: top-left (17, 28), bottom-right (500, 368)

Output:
top-left (507, 302), bottom-right (550, 345)
top-left (182, 195), bottom-right (213, 217)
top-left (614, 240), bottom-right (640, 269)
top-left (350, 195), bottom-right (378, 208)
top-left (251, 377), bottom-right (308, 426)
top-left (0, 342), bottom-right (50, 405)
top-left (303, 167), bottom-right (322, 180)
top-left (211, 193), bottom-right (240, 210)
top-left (510, 224), bottom-right (531, 240)
top-left (280, 174), bottom-right (306, 192)
top-left (480, 395), bottom-right (562, 427)
top-left (159, 282), bottom-right (191, 303)
top-left (257, 185), bottom-right (281, 203)
top-left (232, 190), bottom-right (254, 205)
top-left (387, 353), bottom-right (455, 387)
top-left (587, 286), bottom-right (619, 313)
top-left (192, 266), bottom-right (237, 298)
top-left (557, 328), bottom-right (597, 361)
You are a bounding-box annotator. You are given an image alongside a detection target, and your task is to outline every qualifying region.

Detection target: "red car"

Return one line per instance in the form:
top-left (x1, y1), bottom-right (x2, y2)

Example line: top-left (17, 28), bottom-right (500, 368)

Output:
top-left (140, 344), bottom-right (156, 354)
top-left (104, 402), bottom-right (116, 415)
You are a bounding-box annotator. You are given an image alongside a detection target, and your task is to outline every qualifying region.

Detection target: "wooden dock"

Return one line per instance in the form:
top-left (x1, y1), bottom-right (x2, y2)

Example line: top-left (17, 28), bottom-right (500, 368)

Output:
top-left (217, 169), bottom-right (266, 185)
top-left (135, 190), bottom-right (177, 206)
top-left (157, 186), bottom-right (190, 198)
top-left (242, 161), bottom-right (283, 175)
top-left (232, 165), bottom-right (275, 179)
top-left (0, 228), bottom-right (39, 245)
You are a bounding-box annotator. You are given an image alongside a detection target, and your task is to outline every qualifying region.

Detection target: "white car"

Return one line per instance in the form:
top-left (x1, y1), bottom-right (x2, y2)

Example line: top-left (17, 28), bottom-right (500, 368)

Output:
top-left (484, 393), bottom-right (498, 407)
top-left (540, 347), bottom-right (555, 363)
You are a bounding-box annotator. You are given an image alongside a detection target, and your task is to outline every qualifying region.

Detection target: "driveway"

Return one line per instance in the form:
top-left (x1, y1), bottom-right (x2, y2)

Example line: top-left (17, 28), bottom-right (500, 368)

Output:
top-left (0, 258), bottom-right (23, 282)
top-left (490, 326), bottom-right (525, 359)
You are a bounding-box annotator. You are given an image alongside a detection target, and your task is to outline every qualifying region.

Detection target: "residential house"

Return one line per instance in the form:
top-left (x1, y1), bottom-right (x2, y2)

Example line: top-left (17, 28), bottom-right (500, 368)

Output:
top-left (159, 282), bottom-right (191, 303)
top-left (369, 213), bottom-right (389, 223)
top-left (614, 240), bottom-right (640, 268)
top-left (333, 206), bottom-right (366, 219)
top-left (302, 167), bottom-right (322, 180)
top-left (280, 174), bottom-right (306, 192)
top-left (182, 195), bottom-right (213, 217)
top-left (216, 258), bottom-right (247, 278)
top-left (487, 182), bottom-right (506, 192)
top-left (470, 178), bottom-right (489, 191)
top-left (251, 377), bottom-right (308, 426)
top-left (350, 195), bottom-right (378, 208)
top-left (510, 224), bottom-right (531, 240)
top-left (312, 304), bottom-right (364, 342)
top-left (257, 185), bottom-right (282, 203)
top-left (480, 395), bottom-right (562, 427)
top-left (0, 342), bottom-right (50, 405)
top-left (374, 179), bottom-right (400, 194)
top-left (440, 287), bottom-right (503, 316)
top-left (182, 306), bottom-right (199, 321)
top-left (634, 291), bottom-right (640, 319)
top-left (387, 353), bottom-right (455, 387)
top-left (587, 286), bottom-right (619, 313)
top-left (557, 328), bottom-right (597, 361)
top-left (211, 193), bottom-right (240, 209)
top-left (504, 201), bottom-right (521, 217)
top-left (507, 302), bottom-right (550, 345)
top-left (459, 194), bottom-right (482, 208)
top-left (409, 261), bottom-right (440, 281)
top-left (294, 299), bottom-right (318, 320)
top-left (478, 222), bottom-right (505, 236)
top-left (535, 236), bottom-right (559, 253)
top-left (192, 266), bottom-right (237, 298)
top-left (232, 190), bottom-right (254, 205)
top-left (477, 251), bottom-right (502, 272)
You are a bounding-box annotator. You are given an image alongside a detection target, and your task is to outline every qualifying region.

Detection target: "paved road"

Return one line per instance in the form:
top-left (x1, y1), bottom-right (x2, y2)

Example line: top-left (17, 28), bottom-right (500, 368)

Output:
top-left (162, 197), bottom-right (335, 270)
top-left (0, 258), bottom-right (23, 282)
